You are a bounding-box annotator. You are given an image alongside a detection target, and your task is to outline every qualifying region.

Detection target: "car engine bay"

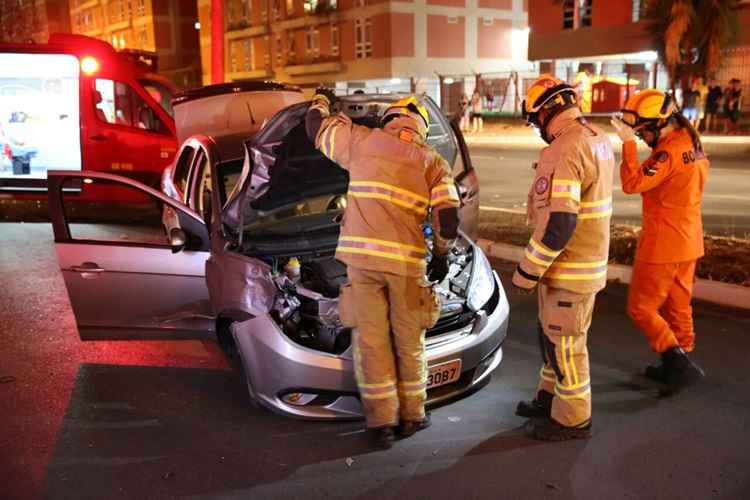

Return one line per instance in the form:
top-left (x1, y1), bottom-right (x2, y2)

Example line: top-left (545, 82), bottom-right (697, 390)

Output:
top-left (269, 236), bottom-right (477, 355)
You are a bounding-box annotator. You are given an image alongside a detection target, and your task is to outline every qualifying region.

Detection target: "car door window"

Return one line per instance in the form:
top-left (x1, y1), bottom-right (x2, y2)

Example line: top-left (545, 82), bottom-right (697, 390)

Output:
top-left (61, 177), bottom-right (168, 246)
top-left (424, 101), bottom-right (457, 166)
top-left (94, 79), bottom-right (169, 134)
top-left (189, 149), bottom-right (213, 224)
top-left (173, 145), bottom-right (195, 198)
top-left (217, 159), bottom-right (243, 207)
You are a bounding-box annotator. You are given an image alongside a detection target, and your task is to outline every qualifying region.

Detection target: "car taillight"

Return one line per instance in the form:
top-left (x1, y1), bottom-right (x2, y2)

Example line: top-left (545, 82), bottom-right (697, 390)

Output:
top-left (2, 144), bottom-right (11, 160)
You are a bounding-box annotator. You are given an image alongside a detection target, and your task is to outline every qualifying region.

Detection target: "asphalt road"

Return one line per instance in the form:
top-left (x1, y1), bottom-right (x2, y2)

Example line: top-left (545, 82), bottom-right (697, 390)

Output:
top-left (469, 144), bottom-right (750, 238)
top-left (1, 222), bottom-right (749, 500)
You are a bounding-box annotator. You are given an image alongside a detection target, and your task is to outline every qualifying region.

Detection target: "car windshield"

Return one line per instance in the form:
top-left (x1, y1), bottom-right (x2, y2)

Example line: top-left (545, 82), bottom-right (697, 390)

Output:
top-left (139, 79), bottom-right (177, 118)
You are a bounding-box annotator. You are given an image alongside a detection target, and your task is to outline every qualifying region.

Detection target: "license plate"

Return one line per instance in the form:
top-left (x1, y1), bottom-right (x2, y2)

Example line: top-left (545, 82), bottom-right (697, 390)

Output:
top-left (426, 359), bottom-right (462, 389)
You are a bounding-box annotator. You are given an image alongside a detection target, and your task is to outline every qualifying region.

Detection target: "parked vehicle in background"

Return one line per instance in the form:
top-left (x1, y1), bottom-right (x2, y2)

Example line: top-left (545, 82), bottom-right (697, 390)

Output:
top-left (0, 33), bottom-right (178, 195)
top-left (46, 93), bottom-right (505, 420)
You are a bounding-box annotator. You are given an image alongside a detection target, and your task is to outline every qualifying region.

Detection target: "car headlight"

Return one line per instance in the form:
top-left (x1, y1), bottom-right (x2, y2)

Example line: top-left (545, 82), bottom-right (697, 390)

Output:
top-left (467, 247), bottom-right (494, 312)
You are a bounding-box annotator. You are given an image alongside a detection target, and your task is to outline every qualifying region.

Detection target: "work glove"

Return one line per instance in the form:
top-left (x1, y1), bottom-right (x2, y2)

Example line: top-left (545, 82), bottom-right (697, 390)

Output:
top-left (427, 255), bottom-right (449, 283)
top-left (610, 117), bottom-right (636, 143)
top-left (313, 87), bottom-right (337, 107)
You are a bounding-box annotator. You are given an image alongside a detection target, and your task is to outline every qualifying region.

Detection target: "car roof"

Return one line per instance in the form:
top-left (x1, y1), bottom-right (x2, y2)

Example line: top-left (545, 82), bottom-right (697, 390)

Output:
top-left (173, 81), bottom-right (302, 107)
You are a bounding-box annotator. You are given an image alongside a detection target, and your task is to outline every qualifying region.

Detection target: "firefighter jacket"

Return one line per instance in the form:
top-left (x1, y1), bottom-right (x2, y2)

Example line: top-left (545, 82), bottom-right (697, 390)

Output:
top-left (513, 108), bottom-right (615, 295)
top-left (620, 128), bottom-right (709, 264)
top-left (306, 100), bottom-right (460, 277)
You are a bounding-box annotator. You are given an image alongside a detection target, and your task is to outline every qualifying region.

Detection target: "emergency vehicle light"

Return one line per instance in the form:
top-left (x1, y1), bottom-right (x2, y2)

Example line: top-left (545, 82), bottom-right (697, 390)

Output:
top-left (80, 56), bottom-right (99, 75)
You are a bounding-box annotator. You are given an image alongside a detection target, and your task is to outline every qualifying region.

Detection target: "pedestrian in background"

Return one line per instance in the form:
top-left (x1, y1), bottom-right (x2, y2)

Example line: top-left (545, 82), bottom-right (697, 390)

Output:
top-left (471, 89), bottom-right (483, 133)
top-left (704, 79), bottom-right (723, 133)
top-left (513, 75), bottom-right (614, 441)
top-left (613, 89), bottom-right (709, 396)
top-left (459, 93), bottom-right (470, 132)
top-left (682, 81), bottom-right (700, 128)
top-left (723, 78), bottom-right (743, 135)
top-left (694, 77), bottom-right (708, 131)
top-left (305, 90), bottom-right (460, 449)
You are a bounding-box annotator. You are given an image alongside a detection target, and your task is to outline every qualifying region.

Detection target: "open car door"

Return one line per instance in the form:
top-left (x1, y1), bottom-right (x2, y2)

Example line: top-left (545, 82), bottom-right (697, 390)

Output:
top-left (48, 171), bottom-right (214, 340)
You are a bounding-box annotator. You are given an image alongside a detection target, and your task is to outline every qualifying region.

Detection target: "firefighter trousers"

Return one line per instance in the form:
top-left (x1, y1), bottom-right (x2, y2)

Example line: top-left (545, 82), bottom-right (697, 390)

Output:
top-left (536, 284), bottom-right (596, 428)
top-left (627, 259), bottom-right (697, 354)
top-left (338, 267), bottom-right (440, 428)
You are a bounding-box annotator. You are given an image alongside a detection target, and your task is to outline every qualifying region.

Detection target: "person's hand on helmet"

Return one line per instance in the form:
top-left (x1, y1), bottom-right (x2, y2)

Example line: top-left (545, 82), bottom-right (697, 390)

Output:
top-left (314, 87), bottom-right (337, 106)
top-left (611, 117), bottom-right (636, 143)
top-left (427, 255), bottom-right (449, 283)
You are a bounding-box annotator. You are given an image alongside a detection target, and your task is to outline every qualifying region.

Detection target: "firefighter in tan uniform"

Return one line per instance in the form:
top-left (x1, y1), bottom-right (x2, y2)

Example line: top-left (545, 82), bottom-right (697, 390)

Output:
top-left (305, 89), bottom-right (460, 449)
top-left (512, 76), bottom-right (614, 441)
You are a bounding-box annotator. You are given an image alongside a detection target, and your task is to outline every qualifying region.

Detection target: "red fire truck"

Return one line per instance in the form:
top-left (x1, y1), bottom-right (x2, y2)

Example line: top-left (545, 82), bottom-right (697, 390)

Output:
top-left (0, 34), bottom-right (178, 195)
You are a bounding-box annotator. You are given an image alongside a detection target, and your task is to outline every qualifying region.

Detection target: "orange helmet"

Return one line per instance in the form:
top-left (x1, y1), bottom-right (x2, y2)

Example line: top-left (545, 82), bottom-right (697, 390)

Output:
top-left (620, 89), bottom-right (674, 129)
top-left (620, 89), bottom-right (676, 147)
top-left (522, 75), bottom-right (579, 143)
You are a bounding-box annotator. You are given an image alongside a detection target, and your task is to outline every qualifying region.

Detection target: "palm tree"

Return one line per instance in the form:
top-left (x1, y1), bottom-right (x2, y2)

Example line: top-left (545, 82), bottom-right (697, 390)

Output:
top-left (645, 0), bottom-right (740, 89)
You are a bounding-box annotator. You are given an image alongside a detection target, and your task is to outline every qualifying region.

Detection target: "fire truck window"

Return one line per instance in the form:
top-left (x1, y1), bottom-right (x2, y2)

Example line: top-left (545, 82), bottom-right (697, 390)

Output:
top-left (94, 79), bottom-right (168, 134)
top-left (139, 79), bottom-right (176, 118)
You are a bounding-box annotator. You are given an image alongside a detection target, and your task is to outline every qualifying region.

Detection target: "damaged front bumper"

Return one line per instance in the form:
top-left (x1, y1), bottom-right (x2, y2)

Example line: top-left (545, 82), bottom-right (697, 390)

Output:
top-left (231, 271), bottom-right (509, 420)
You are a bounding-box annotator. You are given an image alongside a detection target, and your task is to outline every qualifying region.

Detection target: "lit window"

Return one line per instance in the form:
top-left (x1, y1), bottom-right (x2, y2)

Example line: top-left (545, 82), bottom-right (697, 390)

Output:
top-left (136, 0), bottom-right (145, 17)
top-left (287, 0), bottom-right (294, 16)
top-left (331, 24), bottom-right (339, 57)
top-left (632, 0), bottom-right (641, 22)
top-left (355, 18), bottom-right (372, 59)
top-left (305, 26), bottom-right (320, 59)
top-left (243, 38), bottom-right (253, 71)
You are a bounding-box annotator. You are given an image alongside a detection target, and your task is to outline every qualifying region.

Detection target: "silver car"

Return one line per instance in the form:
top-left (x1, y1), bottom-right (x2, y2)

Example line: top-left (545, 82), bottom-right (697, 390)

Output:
top-left (47, 93), bottom-right (509, 420)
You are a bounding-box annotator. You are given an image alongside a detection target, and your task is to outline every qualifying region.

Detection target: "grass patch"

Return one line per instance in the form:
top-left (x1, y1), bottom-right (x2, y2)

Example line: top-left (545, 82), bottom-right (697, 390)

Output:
top-left (479, 210), bottom-right (750, 287)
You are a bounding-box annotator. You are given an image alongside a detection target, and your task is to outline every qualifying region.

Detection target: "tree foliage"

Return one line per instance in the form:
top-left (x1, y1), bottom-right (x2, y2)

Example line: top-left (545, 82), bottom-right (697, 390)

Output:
top-left (645, 0), bottom-right (740, 84)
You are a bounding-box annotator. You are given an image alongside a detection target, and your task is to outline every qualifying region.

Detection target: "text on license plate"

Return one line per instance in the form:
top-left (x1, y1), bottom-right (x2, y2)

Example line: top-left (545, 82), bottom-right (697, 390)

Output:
top-left (427, 359), bottom-right (462, 389)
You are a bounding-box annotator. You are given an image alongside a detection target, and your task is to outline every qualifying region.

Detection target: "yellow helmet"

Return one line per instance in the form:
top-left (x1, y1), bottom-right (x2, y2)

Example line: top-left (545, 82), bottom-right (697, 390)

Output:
top-left (522, 74), bottom-right (579, 142)
top-left (620, 89), bottom-right (675, 128)
top-left (382, 96), bottom-right (430, 138)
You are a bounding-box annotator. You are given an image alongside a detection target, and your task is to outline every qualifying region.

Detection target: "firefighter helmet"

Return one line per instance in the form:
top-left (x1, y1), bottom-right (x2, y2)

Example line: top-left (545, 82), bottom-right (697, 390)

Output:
top-left (620, 89), bottom-right (676, 148)
top-left (522, 75), bottom-right (579, 143)
top-left (620, 89), bottom-right (674, 129)
top-left (381, 96), bottom-right (430, 138)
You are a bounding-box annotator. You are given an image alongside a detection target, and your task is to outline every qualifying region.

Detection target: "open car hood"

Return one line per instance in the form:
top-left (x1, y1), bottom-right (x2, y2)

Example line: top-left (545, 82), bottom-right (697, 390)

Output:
top-left (221, 93), bottom-right (457, 238)
top-left (221, 101), bottom-right (349, 233)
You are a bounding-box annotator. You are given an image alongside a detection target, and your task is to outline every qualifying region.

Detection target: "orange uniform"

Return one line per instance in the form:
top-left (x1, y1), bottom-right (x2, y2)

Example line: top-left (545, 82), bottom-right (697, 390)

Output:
top-left (620, 127), bottom-right (709, 353)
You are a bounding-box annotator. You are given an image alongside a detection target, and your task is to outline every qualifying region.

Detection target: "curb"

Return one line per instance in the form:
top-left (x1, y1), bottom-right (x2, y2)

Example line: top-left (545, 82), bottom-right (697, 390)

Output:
top-left (476, 239), bottom-right (750, 311)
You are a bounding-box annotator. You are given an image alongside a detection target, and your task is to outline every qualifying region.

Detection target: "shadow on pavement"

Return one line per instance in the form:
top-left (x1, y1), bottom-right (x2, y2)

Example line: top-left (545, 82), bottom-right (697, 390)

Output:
top-left (41, 363), bottom-right (371, 500)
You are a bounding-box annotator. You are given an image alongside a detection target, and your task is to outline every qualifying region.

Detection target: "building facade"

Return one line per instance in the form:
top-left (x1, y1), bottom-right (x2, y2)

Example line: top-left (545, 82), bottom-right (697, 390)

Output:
top-left (0, 0), bottom-right (71, 44)
top-left (68, 0), bottom-right (202, 88)
top-left (528, 0), bottom-right (750, 111)
top-left (197, 0), bottom-right (535, 111)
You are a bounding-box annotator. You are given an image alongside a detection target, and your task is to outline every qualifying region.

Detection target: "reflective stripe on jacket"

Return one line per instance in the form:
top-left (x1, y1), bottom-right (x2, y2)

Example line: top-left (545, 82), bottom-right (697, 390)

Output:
top-left (314, 112), bottom-right (459, 277)
top-left (518, 109), bottom-right (615, 294)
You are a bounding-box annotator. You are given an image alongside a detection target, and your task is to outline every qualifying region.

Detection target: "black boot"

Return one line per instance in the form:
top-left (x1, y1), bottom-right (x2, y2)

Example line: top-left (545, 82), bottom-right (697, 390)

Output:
top-left (368, 426), bottom-right (396, 450)
top-left (397, 413), bottom-right (432, 438)
top-left (528, 417), bottom-right (592, 441)
top-left (516, 390), bottom-right (553, 419)
top-left (659, 347), bottom-right (705, 397)
top-left (644, 362), bottom-right (668, 383)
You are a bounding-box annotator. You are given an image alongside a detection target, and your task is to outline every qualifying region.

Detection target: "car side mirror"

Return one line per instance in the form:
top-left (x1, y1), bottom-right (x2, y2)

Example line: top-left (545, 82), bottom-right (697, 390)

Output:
top-left (169, 227), bottom-right (187, 254)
